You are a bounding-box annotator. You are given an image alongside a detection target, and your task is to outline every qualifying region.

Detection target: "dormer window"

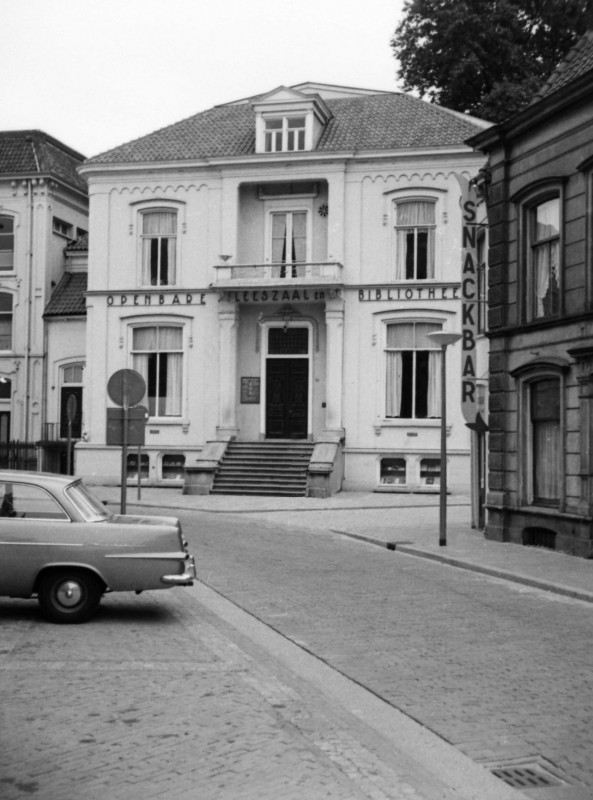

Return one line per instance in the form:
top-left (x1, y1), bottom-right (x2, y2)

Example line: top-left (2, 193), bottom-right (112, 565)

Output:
top-left (252, 86), bottom-right (333, 155)
top-left (265, 117), bottom-right (307, 152)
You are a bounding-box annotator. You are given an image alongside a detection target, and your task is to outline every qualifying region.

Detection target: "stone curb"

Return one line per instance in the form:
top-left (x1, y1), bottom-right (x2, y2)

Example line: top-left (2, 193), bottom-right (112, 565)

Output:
top-left (333, 529), bottom-right (593, 605)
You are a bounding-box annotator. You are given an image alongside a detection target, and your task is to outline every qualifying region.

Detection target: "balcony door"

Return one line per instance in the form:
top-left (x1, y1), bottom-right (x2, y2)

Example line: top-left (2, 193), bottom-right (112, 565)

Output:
top-left (270, 210), bottom-right (309, 278)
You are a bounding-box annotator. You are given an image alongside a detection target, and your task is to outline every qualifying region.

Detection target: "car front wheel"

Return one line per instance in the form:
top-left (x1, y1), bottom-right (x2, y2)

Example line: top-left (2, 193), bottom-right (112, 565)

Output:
top-left (38, 569), bottom-right (103, 624)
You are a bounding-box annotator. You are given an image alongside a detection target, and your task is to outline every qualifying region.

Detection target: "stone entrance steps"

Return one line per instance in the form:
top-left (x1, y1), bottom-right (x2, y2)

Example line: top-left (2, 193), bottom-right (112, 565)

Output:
top-left (210, 441), bottom-right (314, 497)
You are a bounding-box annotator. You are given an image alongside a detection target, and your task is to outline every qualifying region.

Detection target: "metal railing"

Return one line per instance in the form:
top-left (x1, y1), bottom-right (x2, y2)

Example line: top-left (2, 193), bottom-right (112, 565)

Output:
top-left (0, 440), bottom-right (38, 471)
top-left (40, 422), bottom-right (81, 442)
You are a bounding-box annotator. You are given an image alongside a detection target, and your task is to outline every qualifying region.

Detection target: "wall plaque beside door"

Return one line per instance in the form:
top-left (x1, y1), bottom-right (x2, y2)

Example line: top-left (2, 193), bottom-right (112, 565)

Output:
top-left (241, 377), bottom-right (260, 404)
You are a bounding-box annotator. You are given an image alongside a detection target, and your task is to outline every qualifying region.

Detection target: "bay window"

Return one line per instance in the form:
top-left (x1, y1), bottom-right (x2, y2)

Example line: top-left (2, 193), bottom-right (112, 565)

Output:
top-left (131, 325), bottom-right (183, 417)
top-left (141, 210), bottom-right (177, 286)
top-left (385, 322), bottom-right (441, 418)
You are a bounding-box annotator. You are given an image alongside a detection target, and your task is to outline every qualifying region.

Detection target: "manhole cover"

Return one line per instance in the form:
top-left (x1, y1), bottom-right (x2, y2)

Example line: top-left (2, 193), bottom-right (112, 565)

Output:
top-left (491, 764), bottom-right (563, 789)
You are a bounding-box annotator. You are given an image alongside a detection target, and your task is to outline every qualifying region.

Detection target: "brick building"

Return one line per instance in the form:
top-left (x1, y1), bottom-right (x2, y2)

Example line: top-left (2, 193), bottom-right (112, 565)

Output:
top-left (469, 31), bottom-right (593, 556)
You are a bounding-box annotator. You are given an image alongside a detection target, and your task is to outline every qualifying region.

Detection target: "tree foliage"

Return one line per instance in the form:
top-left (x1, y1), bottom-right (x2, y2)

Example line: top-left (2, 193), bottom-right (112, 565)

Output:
top-left (391, 0), bottom-right (593, 121)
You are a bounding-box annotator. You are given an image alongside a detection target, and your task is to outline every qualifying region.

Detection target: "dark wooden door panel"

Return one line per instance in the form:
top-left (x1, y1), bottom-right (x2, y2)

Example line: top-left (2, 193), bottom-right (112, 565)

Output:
top-left (265, 359), bottom-right (308, 438)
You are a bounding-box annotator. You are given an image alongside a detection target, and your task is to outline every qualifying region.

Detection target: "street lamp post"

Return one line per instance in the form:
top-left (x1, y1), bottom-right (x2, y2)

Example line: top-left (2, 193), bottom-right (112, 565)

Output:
top-left (427, 332), bottom-right (462, 546)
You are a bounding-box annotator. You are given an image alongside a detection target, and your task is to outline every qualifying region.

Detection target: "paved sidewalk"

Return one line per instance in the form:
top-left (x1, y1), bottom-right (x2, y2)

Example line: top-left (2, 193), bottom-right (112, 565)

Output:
top-left (95, 485), bottom-right (593, 604)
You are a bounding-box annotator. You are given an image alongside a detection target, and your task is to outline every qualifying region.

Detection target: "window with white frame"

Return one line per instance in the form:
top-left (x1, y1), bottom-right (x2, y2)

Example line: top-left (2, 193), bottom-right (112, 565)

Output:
top-left (385, 322), bottom-right (442, 418)
top-left (394, 200), bottom-right (436, 279)
top-left (141, 210), bottom-right (177, 286)
top-left (264, 117), bottom-right (307, 152)
top-left (0, 216), bottom-right (14, 271)
top-left (525, 196), bottom-right (560, 320)
top-left (0, 294), bottom-right (13, 350)
top-left (528, 377), bottom-right (561, 506)
top-left (271, 211), bottom-right (307, 277)
top-left (131, 325), bottom-right (183, 417)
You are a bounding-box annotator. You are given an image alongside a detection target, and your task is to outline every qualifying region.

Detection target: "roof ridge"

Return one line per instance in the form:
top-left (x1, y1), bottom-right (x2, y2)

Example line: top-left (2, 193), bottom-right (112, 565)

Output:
top-left (83, 88), bottom-right (486, 167)
top-left (0, 130), bottom-right (86, 161)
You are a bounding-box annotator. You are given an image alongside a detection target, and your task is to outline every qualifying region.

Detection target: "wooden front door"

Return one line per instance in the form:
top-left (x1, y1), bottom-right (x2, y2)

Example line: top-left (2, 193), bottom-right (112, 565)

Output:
top-left (265, 359), bottom-right (308, 439)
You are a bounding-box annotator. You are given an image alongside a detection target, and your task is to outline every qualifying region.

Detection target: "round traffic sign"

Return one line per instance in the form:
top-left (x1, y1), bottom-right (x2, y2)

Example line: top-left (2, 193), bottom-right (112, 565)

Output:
top-left (107, 369), bottom-right (146, 407)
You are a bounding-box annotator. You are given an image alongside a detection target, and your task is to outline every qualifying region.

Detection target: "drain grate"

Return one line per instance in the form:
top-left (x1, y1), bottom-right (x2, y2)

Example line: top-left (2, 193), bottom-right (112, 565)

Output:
top-left (491, 764), bottom-right (563, 789)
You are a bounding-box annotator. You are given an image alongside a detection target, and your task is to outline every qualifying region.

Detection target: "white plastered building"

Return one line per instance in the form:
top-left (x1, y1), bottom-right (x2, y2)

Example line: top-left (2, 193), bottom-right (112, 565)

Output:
top-left (77, 83), bottom-right (488, 497)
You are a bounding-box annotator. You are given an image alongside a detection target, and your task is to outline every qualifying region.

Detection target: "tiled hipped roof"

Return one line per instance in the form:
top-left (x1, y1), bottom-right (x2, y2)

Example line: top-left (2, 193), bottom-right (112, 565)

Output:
top-left (534, 28), bottom-right (593, 101)
top-left (86, 92), bottom-right (485, 165)
top-left (0, 130), bottom-right (87, 192)
top-left (44, 272), bottom-right (88, 317)
top-left (65, 232), bottom-right (89, 251)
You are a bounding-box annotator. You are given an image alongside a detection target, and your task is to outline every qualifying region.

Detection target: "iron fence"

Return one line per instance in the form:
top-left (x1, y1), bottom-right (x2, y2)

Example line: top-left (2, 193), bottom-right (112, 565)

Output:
top-left (0, 440), bottom-right (38, 471)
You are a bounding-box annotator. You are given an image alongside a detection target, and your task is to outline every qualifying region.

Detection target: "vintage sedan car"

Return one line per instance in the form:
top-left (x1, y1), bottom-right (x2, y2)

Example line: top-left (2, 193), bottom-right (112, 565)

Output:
top-left (0, 470), bottom-right (196, 623)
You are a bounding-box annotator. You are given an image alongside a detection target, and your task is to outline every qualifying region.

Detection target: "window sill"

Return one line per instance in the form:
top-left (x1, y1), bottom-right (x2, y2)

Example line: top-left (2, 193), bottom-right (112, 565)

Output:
top-left (145, 418), bottom-right (187, 428)
top-left (379, 419), bottom-right (441, 426)
top-left (375, 485), bottom-right (440, 494)
top-left (374, 419), bottom-right (449, 436)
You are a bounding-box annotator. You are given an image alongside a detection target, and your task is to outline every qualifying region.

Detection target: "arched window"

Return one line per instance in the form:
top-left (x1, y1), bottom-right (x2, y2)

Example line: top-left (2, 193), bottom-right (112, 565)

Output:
top-left (385, 321), bottom-right (442, 418)
top-left (394, 200), bottom-right (436, 279)
top-left (512, 358), bottom-right (566, 508)
top-left (513, 180), bottom-right (563, 322)
top-left (140, 210), bottom-right (177, 286)
top-left (529, 377), bottom-right (561, 505)
top-left (131, 325), bottom-right (183, 417)
top-left (527, 197), bottom-right (560, 319)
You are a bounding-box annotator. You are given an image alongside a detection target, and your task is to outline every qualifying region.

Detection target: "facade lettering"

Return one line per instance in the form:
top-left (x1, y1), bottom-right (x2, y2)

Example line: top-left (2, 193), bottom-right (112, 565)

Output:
top-left (458, 179), bottom-right (480, 425)
top-left (223, 289), bottom-right (342, 303)
top-left (357, 286), bottom-right (459, 302)
top-left (106, 293), bottom-right (205, 306)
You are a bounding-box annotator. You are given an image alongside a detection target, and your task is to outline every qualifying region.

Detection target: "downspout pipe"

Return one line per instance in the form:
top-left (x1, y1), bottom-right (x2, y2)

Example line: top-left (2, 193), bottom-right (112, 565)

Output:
top-left (24, 176), bottom-right (34, 442)
top-left (24, 133), bottom-right (41, 443)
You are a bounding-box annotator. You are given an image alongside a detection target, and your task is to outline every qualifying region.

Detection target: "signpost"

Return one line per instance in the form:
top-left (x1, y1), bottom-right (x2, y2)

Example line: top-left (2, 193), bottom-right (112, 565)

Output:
top-left (106, 369), bottom-right (146, 514)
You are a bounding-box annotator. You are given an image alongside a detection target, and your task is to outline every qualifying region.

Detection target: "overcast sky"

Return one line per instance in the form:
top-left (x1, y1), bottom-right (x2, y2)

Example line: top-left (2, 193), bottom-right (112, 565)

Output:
top-left (3, 0), bottom-right (405, 159)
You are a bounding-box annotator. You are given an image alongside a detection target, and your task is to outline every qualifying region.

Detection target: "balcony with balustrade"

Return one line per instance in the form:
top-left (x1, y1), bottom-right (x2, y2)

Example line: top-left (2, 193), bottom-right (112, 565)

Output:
top-left (212, 260), bottom-right (344, 291)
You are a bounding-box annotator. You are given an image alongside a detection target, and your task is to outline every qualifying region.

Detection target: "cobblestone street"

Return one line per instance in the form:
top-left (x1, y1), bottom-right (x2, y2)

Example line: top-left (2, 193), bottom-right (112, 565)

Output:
top-left (0, 582), bottom-right (524, 800)
top-left (191, 506), bottom-right (593, 799)
top-left (1, 492), bottom-right (592, 800)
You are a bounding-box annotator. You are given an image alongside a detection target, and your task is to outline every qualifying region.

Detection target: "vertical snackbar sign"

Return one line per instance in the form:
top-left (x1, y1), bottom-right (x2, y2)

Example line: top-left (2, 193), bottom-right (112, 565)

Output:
top-left (457, 175), bottom-right (480, 426)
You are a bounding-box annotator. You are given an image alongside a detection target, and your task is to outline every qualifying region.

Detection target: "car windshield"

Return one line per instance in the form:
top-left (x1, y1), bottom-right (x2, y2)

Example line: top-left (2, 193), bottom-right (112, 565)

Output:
top-left (65, 481), bottom-right (112, 522)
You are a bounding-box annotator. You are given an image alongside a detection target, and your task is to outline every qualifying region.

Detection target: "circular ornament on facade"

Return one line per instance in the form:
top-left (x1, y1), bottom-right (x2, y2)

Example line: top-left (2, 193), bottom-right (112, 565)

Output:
top-left (318, 204), bottom-right (328, 217)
